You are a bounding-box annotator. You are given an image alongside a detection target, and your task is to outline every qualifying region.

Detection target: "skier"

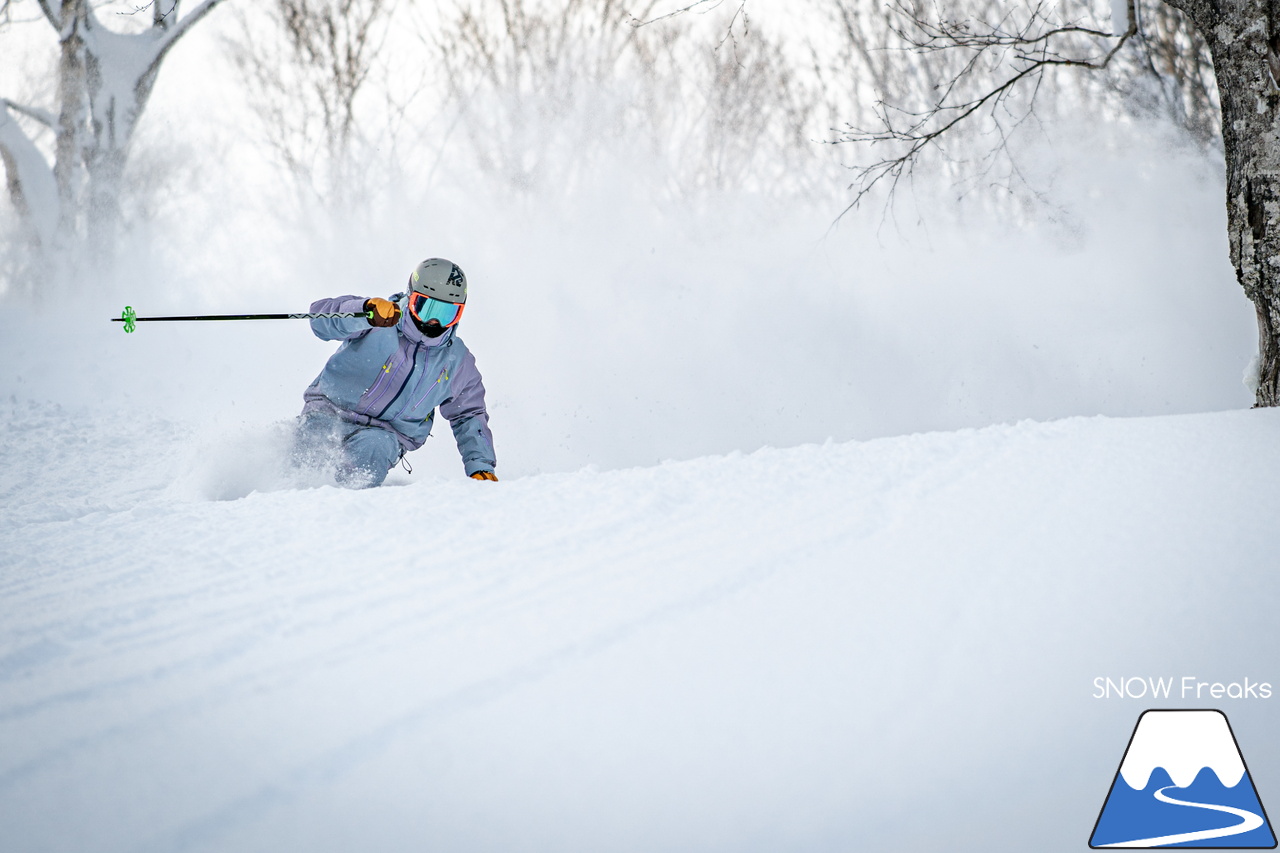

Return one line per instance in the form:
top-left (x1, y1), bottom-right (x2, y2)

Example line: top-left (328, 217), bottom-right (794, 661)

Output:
top-left (292, 258), bottom-right (498, 488)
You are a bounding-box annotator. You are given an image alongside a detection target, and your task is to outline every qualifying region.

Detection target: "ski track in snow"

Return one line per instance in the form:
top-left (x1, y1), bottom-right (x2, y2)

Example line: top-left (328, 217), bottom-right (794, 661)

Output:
top-left (2, 400), bottom-right (1280, 852)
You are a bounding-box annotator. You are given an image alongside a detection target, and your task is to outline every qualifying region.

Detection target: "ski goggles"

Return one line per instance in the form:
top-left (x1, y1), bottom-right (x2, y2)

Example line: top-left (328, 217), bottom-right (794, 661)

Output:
top-left (408, 292), bottom-right (464, 328)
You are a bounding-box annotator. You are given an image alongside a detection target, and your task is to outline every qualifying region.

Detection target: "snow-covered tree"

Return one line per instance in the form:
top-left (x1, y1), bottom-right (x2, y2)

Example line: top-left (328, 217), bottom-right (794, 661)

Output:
top-left (0, 0), bottom-right (228, 274)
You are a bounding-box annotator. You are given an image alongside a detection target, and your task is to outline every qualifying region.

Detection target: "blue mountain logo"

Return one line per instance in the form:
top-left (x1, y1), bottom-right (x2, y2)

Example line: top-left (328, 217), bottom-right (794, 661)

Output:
top-left (1090, 709), bottom-right (1276, 848)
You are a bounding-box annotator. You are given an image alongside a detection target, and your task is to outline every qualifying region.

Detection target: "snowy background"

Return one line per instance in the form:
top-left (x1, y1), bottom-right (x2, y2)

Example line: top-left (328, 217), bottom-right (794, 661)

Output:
top-left (1, 1), bottom-right (1276, 851)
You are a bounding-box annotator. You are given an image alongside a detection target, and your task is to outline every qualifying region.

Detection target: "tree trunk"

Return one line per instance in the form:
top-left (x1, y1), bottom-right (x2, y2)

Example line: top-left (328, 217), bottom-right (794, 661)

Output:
top-left (1173, 0), bottom-right (1280, 405)
top-left (85, 147), bottom-right (127, 255)
top-left (54, 0), bottom-right (89, 251)
top-left (84, 41), bottom-right (158, 255)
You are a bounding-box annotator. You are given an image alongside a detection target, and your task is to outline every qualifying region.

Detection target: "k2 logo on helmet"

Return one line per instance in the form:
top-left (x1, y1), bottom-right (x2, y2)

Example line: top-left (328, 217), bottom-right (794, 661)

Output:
top-left (1090, 710), bottom-right (1276, 848)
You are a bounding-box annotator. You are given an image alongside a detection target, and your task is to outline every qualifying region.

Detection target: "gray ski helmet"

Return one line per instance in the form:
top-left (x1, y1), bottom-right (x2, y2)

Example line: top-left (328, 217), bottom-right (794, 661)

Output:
top-left (409, 258), bottom-right (467, 304)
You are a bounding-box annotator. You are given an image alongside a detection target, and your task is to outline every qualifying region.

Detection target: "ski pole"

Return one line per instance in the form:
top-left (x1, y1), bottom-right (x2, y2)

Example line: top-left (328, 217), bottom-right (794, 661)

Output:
top-left (112, 305), bottom-right (373, 333)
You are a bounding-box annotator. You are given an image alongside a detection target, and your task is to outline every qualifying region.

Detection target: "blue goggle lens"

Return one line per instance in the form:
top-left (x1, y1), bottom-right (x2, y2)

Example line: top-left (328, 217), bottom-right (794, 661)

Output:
top-left (410, 293), bottom-right (461, 327)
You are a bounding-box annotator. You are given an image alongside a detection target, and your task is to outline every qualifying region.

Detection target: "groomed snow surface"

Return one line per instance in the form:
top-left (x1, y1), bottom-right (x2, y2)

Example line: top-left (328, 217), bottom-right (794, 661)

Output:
top-left (2, 399), bottom-right (1278, 852)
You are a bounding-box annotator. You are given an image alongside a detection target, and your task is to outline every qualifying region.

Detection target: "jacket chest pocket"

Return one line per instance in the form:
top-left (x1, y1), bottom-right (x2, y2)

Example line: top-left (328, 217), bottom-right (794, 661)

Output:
top-left (405, 366), bottom-right (451, 415)
top-left (365, 351), bottom-right (405, 399)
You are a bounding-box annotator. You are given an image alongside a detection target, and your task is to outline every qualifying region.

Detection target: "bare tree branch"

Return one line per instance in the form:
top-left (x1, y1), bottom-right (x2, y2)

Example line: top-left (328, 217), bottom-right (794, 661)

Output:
top-left (629, 0), bottom-right (751, 57)
top-left (152, 0), bottom-right (229, 60)
top-left (111, 0), bottom-right (177, 25)
top-left (0, 102), bottom-right (59, 250)
top-left (153, 0), bottom-right (178, 29)
top-left (126, 0), bottom-right (229, 94)
top-left (839, 0), bottom-right (1140, 213)
top-left (628, 0), bottom-right (723, 28)
top-left (0, 98), bottom-right (57, 128)
top-left (34, 0), bottom-right (63, 29)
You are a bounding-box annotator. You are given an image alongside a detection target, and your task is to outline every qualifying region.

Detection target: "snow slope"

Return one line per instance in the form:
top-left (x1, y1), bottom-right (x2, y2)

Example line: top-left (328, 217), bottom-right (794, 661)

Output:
top-left (2, 400), bottom-right (1278, 852)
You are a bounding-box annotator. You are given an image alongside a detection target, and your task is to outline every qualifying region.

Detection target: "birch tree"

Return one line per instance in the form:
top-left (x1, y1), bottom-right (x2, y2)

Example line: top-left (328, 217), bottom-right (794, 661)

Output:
top-left (0, 0), bottom-right (228, 274)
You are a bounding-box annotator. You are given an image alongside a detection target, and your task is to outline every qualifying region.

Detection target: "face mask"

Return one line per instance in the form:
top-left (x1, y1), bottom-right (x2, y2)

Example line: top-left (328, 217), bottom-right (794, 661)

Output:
top-left (417, 318), bottom-right (446, 338)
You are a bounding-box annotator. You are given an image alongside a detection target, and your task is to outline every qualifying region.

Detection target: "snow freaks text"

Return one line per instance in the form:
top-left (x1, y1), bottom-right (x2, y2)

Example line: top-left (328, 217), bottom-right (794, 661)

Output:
top-left (1093, 677), bottom-right (1273, 700)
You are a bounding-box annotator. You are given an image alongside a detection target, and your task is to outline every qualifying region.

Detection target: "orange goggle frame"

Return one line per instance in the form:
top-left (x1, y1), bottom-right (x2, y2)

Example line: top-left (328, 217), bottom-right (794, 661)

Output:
top-left (408, 292), bottom-right (465, 328)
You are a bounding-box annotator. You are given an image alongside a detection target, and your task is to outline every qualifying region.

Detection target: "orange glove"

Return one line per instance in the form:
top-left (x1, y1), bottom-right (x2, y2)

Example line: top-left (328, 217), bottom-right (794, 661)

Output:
top-left (364, 297), bottom-right (402, 327)
top-left (470, 471), bottom-right (498, 481)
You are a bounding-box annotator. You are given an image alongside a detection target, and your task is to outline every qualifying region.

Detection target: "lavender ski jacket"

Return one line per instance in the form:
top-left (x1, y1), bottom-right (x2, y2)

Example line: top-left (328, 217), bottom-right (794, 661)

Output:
top-left (301, 293), bottom-right (496, 476)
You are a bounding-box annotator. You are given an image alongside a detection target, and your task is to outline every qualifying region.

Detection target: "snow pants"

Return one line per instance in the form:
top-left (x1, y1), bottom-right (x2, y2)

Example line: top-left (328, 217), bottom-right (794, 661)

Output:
top-left (292, 410), bottom-right (402, 489)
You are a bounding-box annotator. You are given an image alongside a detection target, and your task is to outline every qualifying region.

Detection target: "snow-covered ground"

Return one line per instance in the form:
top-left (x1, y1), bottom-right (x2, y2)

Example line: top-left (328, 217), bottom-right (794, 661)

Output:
top-left (2, 399), bottom-right (1278, 852)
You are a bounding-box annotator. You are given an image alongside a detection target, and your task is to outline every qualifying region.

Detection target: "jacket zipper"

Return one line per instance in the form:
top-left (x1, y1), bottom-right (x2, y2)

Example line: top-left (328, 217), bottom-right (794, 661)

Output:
top-left (363, 346), bottom-right (407, 409)
top-left (374, 342), bottom-right (422, 419)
